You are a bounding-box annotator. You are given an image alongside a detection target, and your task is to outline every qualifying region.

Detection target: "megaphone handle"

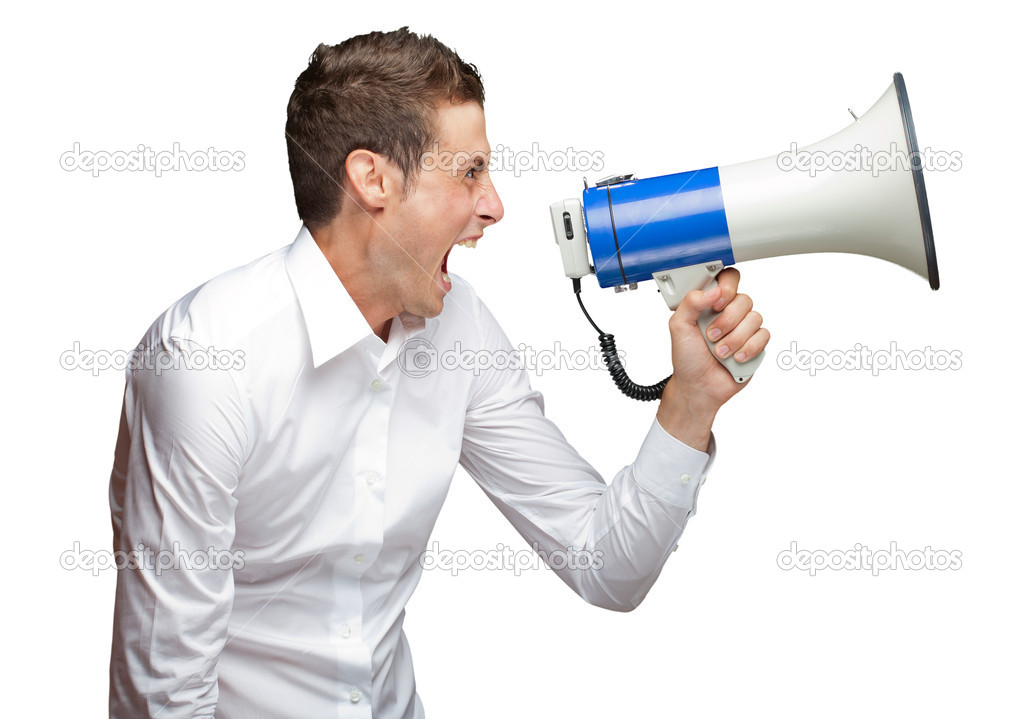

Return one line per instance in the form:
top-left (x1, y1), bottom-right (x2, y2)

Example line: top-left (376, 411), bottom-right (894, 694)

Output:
top-left (653, 263), bottom-right (765, 384)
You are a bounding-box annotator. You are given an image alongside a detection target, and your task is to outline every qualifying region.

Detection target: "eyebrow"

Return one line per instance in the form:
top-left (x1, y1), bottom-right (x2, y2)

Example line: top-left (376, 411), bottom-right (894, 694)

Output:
top-left (452, 151), bottom-right (490, 170)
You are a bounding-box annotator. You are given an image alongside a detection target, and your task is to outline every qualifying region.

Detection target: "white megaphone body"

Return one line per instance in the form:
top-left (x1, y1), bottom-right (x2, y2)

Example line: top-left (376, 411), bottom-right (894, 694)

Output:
top-left (550, 72), bottom-right (939, 394)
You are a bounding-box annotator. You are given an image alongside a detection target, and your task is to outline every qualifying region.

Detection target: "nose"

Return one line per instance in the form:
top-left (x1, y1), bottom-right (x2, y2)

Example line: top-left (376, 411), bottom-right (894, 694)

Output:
top-left (477, 181), bottom-right (504, 226)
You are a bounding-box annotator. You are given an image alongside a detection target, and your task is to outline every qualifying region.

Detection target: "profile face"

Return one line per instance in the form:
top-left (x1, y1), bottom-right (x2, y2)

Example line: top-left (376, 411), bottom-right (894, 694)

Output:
top-left (383, 100), bottom-right (504, 318)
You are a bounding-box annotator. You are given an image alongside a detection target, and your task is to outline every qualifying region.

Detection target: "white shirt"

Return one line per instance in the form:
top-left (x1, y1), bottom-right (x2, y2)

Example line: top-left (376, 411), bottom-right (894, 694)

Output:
top-left (109, 226), bottom-right (716, 719)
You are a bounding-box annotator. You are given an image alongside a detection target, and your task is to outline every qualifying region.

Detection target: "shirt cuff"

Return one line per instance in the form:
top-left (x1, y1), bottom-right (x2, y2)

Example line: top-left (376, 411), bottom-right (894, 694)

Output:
top-left (631, 418), bottom-right (717, 508)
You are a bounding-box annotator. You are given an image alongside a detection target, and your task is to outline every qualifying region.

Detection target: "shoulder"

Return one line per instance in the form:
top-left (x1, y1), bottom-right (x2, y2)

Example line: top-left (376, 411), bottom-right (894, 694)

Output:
top-left (438, 273), bottom-right (514, 353)
top-left (140, 244), bottom-right (293, 354)
top-left (438, 273), bottom-right (501, 333)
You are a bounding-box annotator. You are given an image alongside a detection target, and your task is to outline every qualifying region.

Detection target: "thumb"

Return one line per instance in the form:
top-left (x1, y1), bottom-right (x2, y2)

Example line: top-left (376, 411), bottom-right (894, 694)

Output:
top-left (671, 285), bottom-right (721, 326)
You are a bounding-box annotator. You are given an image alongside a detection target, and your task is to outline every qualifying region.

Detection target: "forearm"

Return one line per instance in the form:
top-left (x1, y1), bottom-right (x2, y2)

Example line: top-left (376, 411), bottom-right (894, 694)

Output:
top-left (547, 419), bottom-right (714, 611)
top-left (464, 409), bottom-right (714, 612)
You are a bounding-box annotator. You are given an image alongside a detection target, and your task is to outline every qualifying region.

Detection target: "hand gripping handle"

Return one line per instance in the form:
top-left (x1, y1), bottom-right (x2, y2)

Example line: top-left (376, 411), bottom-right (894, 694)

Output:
top-left (652, 262), bottom-right (765, 384)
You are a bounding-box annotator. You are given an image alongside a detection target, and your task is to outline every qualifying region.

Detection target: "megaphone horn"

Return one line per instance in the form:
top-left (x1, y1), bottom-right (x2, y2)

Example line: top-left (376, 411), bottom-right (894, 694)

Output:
top-left (551, 72), bottom-right (939, 395)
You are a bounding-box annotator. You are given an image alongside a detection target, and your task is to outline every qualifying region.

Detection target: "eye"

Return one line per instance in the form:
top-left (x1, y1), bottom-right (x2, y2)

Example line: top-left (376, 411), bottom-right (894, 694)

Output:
top-left (465, 157), bottom-right (487, 179)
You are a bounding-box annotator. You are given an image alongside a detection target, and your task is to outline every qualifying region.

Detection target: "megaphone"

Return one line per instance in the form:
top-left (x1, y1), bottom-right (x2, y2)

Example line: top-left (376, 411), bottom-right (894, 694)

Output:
top-left (550, 72), bottom-right (938, 398)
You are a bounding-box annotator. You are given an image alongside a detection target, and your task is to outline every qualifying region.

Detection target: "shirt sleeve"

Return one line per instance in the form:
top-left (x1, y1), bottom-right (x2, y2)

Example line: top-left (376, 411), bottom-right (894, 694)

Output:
top-left (458, 295), bottom-right (715, 612)
top-left (109, 334), bottom-right (247, 718)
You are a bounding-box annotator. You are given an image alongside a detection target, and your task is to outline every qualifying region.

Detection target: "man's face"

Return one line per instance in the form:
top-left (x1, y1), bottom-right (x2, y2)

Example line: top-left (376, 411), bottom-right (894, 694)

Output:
top-left (381, 101), bottom-right (504, 318)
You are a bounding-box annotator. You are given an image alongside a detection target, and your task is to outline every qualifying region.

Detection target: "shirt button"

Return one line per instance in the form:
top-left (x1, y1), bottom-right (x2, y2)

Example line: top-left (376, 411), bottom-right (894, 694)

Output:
top-left (679, 473), bottom-right (691, 484)
top-left (370, 379), bottom-right (385, 392)
top-left (350, 689), bottom-right (362, 703)
top-left (341, 623), bottom-right (352, 638)
top-left (364, 471), bottom-right (381, 485)
top-left (700, 475), bottom-right (707, 486)
top-left (353, 553), bottom-right (365, 564)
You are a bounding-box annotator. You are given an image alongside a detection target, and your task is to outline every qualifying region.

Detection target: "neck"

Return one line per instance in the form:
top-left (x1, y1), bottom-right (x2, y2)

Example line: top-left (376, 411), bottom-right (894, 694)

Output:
top-left (309, 218), bottom-right (397, 342)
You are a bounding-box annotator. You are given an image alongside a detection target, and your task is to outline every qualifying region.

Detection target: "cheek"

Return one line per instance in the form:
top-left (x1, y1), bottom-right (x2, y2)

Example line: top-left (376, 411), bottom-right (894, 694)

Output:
top-left (417, 182), bottom-right (475, 240)
top-left (446, 190), bottom-right (476, 225)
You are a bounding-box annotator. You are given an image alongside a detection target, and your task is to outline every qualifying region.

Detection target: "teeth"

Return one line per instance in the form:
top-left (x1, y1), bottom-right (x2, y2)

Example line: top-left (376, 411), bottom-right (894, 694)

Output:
top-left (456, 239), bottom-right (478, 248)
top-left (441, 272), bottom-right (450, 284)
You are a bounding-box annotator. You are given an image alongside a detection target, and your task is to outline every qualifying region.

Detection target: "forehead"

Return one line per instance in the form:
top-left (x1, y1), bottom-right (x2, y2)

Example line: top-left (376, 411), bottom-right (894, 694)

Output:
top-left (432, 101), bottom-right (489, 153)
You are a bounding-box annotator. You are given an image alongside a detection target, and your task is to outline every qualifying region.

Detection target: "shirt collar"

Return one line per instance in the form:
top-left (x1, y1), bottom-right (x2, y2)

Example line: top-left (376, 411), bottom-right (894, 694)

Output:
top-left (285, 225), bottom-right (426, 368)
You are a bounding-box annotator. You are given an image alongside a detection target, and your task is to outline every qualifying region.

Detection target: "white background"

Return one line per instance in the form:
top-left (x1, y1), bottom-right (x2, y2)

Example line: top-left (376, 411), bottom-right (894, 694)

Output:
top-left (3, 1), bottom-right (1019, 717)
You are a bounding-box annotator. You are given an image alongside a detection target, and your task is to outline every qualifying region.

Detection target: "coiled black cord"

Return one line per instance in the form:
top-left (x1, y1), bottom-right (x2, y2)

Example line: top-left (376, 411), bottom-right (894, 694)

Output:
top-left (573, 279), bottom-right (670, 401)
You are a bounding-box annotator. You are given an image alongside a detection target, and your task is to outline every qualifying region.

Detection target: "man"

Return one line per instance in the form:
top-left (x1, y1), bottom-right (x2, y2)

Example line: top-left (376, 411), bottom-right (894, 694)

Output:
top-left (109, 27), bottom-right (768, 718)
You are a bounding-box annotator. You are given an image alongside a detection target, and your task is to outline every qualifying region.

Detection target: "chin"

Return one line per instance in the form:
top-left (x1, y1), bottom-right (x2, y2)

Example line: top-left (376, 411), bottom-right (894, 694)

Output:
top-left (414, 294), bottom-right (445, 319)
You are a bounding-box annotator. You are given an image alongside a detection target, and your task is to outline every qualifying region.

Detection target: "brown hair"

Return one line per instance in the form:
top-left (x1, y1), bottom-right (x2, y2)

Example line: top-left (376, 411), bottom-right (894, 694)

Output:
top-left (285, 27), bottom-right (485, 229)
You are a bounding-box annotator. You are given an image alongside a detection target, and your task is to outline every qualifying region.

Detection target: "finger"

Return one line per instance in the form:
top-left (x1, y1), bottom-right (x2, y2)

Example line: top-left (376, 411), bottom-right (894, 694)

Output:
top-left (733, 327), bottom-right (771, 363)
top-left (712, 268), bottom-right (740, 312)
top-left (671, 285), bottom-right (722, 327)
top-left (705, 293), bottom-right (753, 341)
top-left (713, 310), bottom-right (764, 359)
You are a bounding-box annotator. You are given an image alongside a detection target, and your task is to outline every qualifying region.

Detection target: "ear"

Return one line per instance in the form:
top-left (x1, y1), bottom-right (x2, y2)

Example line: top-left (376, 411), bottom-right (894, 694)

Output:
top-left (343, 150), bottom-right (402, 211)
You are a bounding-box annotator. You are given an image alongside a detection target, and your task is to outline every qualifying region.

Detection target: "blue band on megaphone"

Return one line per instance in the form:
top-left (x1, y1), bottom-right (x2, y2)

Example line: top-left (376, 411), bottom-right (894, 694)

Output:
top-left (583, 167), bottom-right (735, 288)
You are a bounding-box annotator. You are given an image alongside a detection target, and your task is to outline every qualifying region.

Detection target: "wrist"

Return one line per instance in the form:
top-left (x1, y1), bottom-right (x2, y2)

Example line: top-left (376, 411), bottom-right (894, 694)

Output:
top-left (656, 378), bottom-right (719, 451)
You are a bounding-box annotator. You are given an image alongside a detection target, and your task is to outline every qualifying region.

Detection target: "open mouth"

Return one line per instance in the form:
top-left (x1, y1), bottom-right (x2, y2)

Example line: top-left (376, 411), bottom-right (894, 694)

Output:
top-left (441, 237), bottom-right (480, 287)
